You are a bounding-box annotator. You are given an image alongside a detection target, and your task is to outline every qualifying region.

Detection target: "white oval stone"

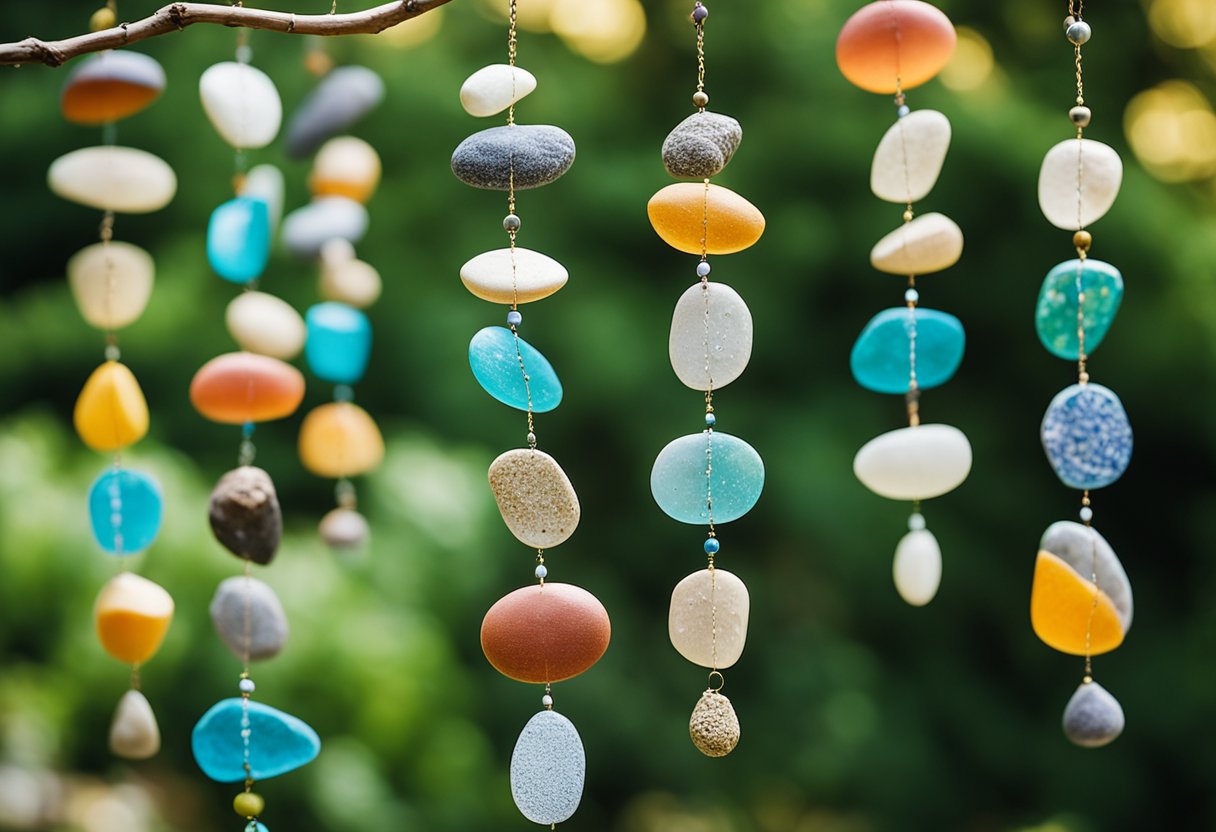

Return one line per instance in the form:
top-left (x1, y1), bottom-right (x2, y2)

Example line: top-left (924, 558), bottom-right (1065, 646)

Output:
top-left (893, 529), bottom-right (942, 606)
top-left (871, 110), bottom-right (951, 204)
top-left (68, 241), bottom-right (154, 330)
top-left (854, 424), bottom-right (972, 501)
top-left (281, 197), bottom-right (369, 258)
top-left (669, 568), bottom-right (749, 670)
top-left (460, 63), bottom-right (538, 118)
top-left (510, 709), bottom-right (585, 826)
top-left (320, 258), bottom-right (382, 308)
top-left (109, 689), bottom-right (160, 760)
top-left (870, 212), bottom-right (964, 275)
top-left (225, 291), bottom-right (306, 359)
top-left (460, 247), bottom-right (569, 304)
top-left (241, 164), bottom-right (285, 231)
top-left (199, 61), bottom-right (283, 150)
top-left (1038, 138), bottom-right (1123, 230)
top-left (488, 449), bottom-right (580, 549)
top-left (48, 146), bottom-right (176, 213)
top-left (669, 281), bottom-right (753, 392)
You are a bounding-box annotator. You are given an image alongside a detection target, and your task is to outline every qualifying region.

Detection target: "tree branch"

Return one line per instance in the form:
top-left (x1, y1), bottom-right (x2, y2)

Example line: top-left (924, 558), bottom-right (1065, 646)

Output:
top-left (0, 0), bottom-right (456, 68)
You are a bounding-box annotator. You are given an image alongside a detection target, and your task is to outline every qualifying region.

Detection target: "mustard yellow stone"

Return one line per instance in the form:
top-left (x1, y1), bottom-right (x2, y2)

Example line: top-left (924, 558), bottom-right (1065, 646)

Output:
top-left (74, 361), bottom-right (149, 451)
top-left (298, 402), bottom-right (385, 478)
top-left (647, 183), bottom-right (765, 255)
top-left (1030, 551), bottom-right (1124, 656)
top-left (95, 572), bottom-right (174, 665)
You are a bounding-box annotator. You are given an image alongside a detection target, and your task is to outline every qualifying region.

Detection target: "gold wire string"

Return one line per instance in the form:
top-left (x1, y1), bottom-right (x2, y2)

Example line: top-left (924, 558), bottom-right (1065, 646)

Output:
top-left (694, 5), bottom-right (705, 101)
top-left (1081, 491), bottom-right (1097, 681)
top-left (506, 0), bottom-right (518, 125)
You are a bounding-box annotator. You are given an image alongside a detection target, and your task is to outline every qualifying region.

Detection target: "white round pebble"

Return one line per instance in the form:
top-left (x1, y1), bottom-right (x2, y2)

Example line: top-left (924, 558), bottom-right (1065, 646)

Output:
top-left (68, 241), bottom-right (155, 331)
top-left (669, 568), bottom-right (750, 669)
top-left (870, 212), bottom-right (964, 276)
top-left (1038, 138), bottom-right (1123, 230)
top-left (199, 61), bottom-right (283, 149)
top-left (49, 146), bottom-right (177, 214)
top-left (225, 291), bottom-right (306, 360)
top-left (854, 424), bottom-right (973, 501)
top-left (871, 109), bottom-right (952, 204)
top-left (460, 63), bottom-right (538, 118)
top-left (893, 528), bottom-right (942, 606)
top-left (669, 281), bottom-right (753, 392)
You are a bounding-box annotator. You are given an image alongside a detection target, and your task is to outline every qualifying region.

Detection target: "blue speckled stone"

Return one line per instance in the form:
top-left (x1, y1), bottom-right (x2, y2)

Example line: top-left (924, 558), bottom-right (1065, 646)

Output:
top-left (510, 709), bottom-right (585, 826)
top-left (305, 302), bottom-right (371, 384)
top-left (207, 197), bottom-right (271, 284)
top-left (469, 326), bottom-right (562, 413)
top-left (88, 468), bottom-right (162, 555)
top-left (850, 307), bottom-right (965, 394)
top-left (192, 698), bottom-right (320, 783)
top-left (1041, 383), bottom-right (1132, 490)
top-left (1036, 258), bottom-right (1124, 360)
top-left (651, 431), bottom-right (764, 525)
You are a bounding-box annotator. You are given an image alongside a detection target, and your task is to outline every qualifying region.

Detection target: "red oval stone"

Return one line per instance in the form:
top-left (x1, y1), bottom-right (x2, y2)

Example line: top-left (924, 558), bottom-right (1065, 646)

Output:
top-left (481, 583), bottom-right (611, 684)
top-left (190, 352), bottom-right (305, 425)
top-left (836, 0), bottom-right (956, 94)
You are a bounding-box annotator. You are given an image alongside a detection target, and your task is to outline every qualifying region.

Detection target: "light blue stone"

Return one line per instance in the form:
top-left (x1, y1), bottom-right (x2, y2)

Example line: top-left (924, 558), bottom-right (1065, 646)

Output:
top-left (1035, 258), bottom-right (1124, 360)
top-left (305, 302), bottom-right (372, 385)
top-left (207, 197), bottom-right (272, 284)
top-left (192, 698), bottom-right (320, 783)
top-left (1041, 383), bottom-right (1132, 490)
top-left (850, 307), bottom-right (965, 394)
top-left (468, 326), bottom-right (562, 413)
top-left (651, 431), bottom-right (764, 525)
top-left (88, 468), bottom-right (162, 555)
top-left (246, 825), bottom-right (269, 832)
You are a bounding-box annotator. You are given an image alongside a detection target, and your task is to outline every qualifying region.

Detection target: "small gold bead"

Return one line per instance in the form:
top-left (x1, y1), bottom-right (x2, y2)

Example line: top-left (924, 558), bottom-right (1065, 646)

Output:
top-left (304, 50), bottom-right (334, 78)
top-left (89, 6), bottom-right (116, 31)
top-left (233, 792), bottom-right (265, 819)
top-left (902, 209), bottom-right (914, 223)
top-left (1073, 230), bottom-right (1092, 251)
top-left (692, 91), bottom-right (709, 108)
top-left (1078, 371), bottom-right (1090, 384)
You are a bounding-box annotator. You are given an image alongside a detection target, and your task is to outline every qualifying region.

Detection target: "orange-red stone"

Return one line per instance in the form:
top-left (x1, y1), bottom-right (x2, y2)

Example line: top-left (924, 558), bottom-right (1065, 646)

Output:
top-left (836, 0), bottom-right (956, 94)
top-left (481, 583), bottom-right (610, 684)
top-left (190, 352), bottom-right (305, 425)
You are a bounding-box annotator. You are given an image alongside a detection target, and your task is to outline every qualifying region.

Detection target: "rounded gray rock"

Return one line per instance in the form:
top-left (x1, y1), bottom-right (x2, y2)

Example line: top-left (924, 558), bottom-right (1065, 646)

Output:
top-left (1063, 681), bottom-right (1125, 748)
top-left (662, 111), bottom-right (742, 179)
top-left (208, 466), bottom-right (282, 565)
top-left (285, 66), bottom-right (385, 159)
top-left (209, 575), bottom-right (289, 661)
top-left (319, 507), bottom-right (369, 551)
top-left (510, 709), bottom-right (585, 825)
top-left (451, 125), bottom-right (576, 191)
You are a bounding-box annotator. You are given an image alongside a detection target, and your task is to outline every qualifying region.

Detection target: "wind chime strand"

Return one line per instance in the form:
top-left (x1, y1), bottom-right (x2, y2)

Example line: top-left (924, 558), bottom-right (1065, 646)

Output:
top-left (1029, 1), bottom-right (1133, 750)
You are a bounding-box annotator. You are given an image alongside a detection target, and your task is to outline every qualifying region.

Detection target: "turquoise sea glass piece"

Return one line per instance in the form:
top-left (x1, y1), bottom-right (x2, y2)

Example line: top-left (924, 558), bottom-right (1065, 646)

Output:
top-left (1041, 382), bottom-right (1132, 490)
top-left (207, 196), bottom-right (271, 284)
top-left (469, 326), bottom-right (562, 413)
top-left (1035, 258), bottom-right (1124, 360)
top-left (192, 698), bottom-right (321, 783)
top-left (850, 307), bottom-right (965, 394)
top-left (88, 468), bottom-right (162, 555)
top-left (651, 431), bottom-right (764, 525)
top-left (305, 302), bottom-right (372, 384)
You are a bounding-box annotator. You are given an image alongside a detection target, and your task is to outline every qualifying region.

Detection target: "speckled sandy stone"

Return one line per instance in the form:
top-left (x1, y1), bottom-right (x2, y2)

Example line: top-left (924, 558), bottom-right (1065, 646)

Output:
top-left (209, 575), bottom-right (289, 661)
top-left (109, 689), bottom-right (160, 760)
top-left (510, 709), bottom-right (585, 825)
top-left (669, 568), bottom-right (749, 670)
top-left (208, 467), bottom-right (282, 565)
top-left (1062, 681), bottom-right (1124, 748)
top-left (869, 212), bottom-right (963, 275)
top-left (871, 109), bottom-right (951, 204)
top-left (668, 281), bottom-right (753, 392)
top-left (488, 449), bottom-right (581, 549)
top-left (451, 124), bottom-right (576, 190)
top-left (1038, 138), bottom-right (1123, 231)
top-left (689, 690), bottom-right (740, 757)
top-left (662, 111), bottom-right (743, 179)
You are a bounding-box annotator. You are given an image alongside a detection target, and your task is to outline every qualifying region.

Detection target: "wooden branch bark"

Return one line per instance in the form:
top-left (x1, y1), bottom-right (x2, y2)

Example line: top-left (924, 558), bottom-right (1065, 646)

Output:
top-left (0, 0), bottom-right (456, 68)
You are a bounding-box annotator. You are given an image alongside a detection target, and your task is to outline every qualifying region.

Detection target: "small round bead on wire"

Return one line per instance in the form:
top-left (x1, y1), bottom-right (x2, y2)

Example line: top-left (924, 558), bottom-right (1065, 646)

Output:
top-left (535, 564), bottom-right (548, 580)
top-left (691, 2), bottom-right (708, 23)
top-left (239, 678), bottom-right (256, 694)
top-left (503, 213), bottom-right (521, 232)
top-left (704, 537), bottom-right (720, 555)
top-left (507, 310), bottom-right (522, 327)
top-left (1066, 20), bottom-right (1091, 45)
top-left (697, 261), bottom-right (711, 278)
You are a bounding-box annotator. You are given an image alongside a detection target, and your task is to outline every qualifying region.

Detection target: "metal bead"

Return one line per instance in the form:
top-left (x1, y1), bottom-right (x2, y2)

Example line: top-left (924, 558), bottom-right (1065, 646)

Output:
top-left (1073, 230), bottom-right (1093, 251)
top-left (696, 261), bottom-right (711, 278)
top-left (1066, 20), bottom-right (1091, 45)
top-left (691, 3), bottom-right (708, 23)
top-left (507, 310), bottom-right (523, 327)
top-left (902, 209), bottom-right (914, 223)
top-left (692, 91), bottom-right (710, 108)
top-left (503, 213), bottom-right (521, 232)
top-left (526, 431), bottom-right (537, 445)
top-left (104, 343), bottom-right (121, 362)
top-left (1069, 106), bottom-right (1092, 128)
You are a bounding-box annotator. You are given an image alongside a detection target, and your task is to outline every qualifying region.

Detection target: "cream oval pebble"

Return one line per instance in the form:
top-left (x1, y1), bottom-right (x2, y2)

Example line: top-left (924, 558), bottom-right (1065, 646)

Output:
top-left (669, 281), bottom-right (753, 392)
top-left (199, 61), bottom-right (283, 150)
top-left (893, 529), bottom-right (942, 606)
top-left (669, 568), bottom-right (750, 670)
top-left (460, 63), bottom-right (538, 118)
top-left (109, 689), bottom-right (161, 760)
top-left (320, 258), bottom-right (382, 308)
top-left (241, 164), bottom-right (285, 231)
top-left (853, 424), bottom-right (972, 501)
top-left (1038, 138), bottom-right (1123, 230)
top-left (225, 292), bottom-right (306, 359)
top-left (871, 110), bottom-right (951, 204)
top-left (870, 212), bottom-right (963, 276)
top-left (460, 247), bottom-right (569, 304)
top-left (488, 449), bottom-right (580, 549)
top-left (68, 241), bottom-right (154, 331)
top-left (48, 146), bottom-right (176, 213)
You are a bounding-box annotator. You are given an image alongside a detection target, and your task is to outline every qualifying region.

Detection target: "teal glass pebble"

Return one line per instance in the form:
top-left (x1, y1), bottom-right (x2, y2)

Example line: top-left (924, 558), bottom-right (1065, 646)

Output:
top-left (469, 326), bottom-right (562, 413)
top-left (88, 468), bottom-right (162, 555)
top-left (192, 698), bottom-right (321, 783)
top-left (651, 431), bottom-right (764, 525)
top-left (207, 196), bottom-right (271, 284)
top-left (1036, 258), bottom-right (1124, 360)
top-left (247, 825), bottom-right (269, 832)
top-left (305, 302), bottom-right (372, 384)
top-left (850, 307), bottom-right (965, 394)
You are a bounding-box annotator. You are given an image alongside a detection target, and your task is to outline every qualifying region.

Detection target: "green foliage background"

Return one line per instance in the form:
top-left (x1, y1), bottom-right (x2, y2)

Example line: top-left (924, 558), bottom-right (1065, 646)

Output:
top-left (2, 1), bottom-right (1215, 830)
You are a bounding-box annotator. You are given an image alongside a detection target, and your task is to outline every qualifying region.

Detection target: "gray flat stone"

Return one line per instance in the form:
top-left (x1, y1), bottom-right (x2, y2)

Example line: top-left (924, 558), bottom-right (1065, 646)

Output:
top-left (209, 575), bottom-right (289, 662)
top-left (662, 111), bottom-right (742, 179)
top-left (452, 125), bottom-right (575, 191)
top-left (285, 66), bottom-right (385, 159)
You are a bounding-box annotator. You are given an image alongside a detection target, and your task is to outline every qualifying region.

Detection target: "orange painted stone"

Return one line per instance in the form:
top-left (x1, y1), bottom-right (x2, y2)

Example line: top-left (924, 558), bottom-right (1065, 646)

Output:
top-left (74, 361), bottom-right (149, 452)
top-left (1030, 551), bottom-right (1124, 656)
top-left (481, 583), bottom-right (610, 684)
top-left (298, 402), bottom-right (385, 478)
top-left (647, 183), bottom-right (765, 256)
top-left (836, 0), bottom-right (956, 94)
top-left (95, 572), bottom-right (174, 665)
top-left (190, 352), bottom-right (305, 425)
top-left (61, 51), bottom-right (166, 125)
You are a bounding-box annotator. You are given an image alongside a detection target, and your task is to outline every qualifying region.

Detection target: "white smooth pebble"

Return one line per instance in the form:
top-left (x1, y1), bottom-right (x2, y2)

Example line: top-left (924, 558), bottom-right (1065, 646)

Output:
top-left (1038, 138), bottom-right (1123, 230)
top-left (281, 197), bottom-right (369, 258)
top-left (488, 448), bottom-right (581, 549)
top-left (460, 63), bottom-right (538, 118)
top-left (669, 568), bottom-right (750, 669)
top-left (48, 146), bottom-right (177, 213)
top-left (870, 212), bottom-right (964, 275)
top-left (669, 281), bottom-right (753, 392)
top-left (199, 61), bottom-right (283, 149)
top-left (893, 529), bottom-right (942, 606)
top-left (871, 109), bottom-right (951, 204)
top-left (241, 164), bottom-right (285, 231)
top-left (460, 247), bottom-right (569, 304)
top-left (68, 241), bottom-right (154, 330)
top-left (510, 709), bottom-right (585, 826)
top-left (321, 258), bottom-right (382, 308)
top-left (854, 424), bottom-right (972, 501)
top-left (225, 291), bottom-right (306, 359)
top-left (109, 689), bottom-right (161, 760)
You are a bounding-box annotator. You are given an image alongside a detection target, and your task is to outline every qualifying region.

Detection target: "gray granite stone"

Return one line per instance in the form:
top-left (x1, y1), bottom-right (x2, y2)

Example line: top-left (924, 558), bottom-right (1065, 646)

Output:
top-left (452, 125), bottom-right (575, 191)
top-left (1063, 681), bottom-right (1125, 748)
top-left (209, 576), bottom-right (289, 661)
top-left (662, 111), bottom-right (742, 179)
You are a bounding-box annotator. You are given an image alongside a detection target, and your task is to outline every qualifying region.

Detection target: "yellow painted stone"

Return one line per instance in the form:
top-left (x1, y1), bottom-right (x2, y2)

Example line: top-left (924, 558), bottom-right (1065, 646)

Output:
top-left (298, 402), bottom-right (385, 478)
top-left (95, 572), bottom-right (174, 665)
top-left (1030, 551), bottom-right (1124, 656)
top-left (647, 183), bottom-right (765, 255)
top-left (74, 361), bottom-right (149, 451)
top-left (309, 137), bottom-right (381, 204)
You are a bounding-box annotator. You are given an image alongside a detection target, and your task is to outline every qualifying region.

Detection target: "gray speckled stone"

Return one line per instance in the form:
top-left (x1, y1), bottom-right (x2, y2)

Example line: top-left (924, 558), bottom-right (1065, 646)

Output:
top-left (510, 709), bottom-right (585, 825)
top-left (1063, 681), bottom-right (1124, 748)
top-left (208, 467), bottom-right (282, 565)
top-left (452, 125), bottom-right (575, 191)
top-left (285, 66), bottom-right (385, 159)
top-left (662, 111), bottom-right (742, 179)
top-left (209, 576), bottom-right (289, 661)
top-left (1041, 521), bottom-right (1133, 633)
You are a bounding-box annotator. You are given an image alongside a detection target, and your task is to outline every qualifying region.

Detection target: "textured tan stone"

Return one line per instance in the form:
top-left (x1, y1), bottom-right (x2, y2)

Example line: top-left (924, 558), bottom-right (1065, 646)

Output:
top-left (689, 690), bottom-right (740, 757)
top-left (668, 568), bottom-right (749, 669)
top-left (488, 449), bottom-right (580, 549)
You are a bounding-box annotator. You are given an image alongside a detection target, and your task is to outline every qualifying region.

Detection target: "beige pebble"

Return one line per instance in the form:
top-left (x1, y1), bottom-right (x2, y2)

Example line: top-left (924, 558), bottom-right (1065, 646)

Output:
top-left (871, 110), bottom-right (951, 204)
top-left (668, 568), bottom-right (749, 669)
top-left (109, 689), bottom-right (161, 760)
top-left (488, 449), bottom-right (580, 549)
top-left (870, 212), bottom-right (963, 275)
top-left (68, 241), bottom-right (155, 331)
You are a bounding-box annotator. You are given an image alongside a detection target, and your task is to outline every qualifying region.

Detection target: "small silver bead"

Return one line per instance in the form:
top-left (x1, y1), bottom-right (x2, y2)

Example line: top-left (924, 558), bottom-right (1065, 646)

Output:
top-left (1079, 506), bottom-right (1094, 523)
top-left (696, 261), bottom-right (711, 278)
top-left (897, 104), bottom-right (911, 118)
top-left (104, 344), bottom-right (121, 362)
top-left (503, 213), bottom-right (521, 232)
top-left (1066, 20), bottom-right (1091, 45)
top-left (905, 288), bottom-right (920, 304)
top-left (908, 512), bottom-right (926, 531)
top-left (526, 432), bottom-right (537, 445)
